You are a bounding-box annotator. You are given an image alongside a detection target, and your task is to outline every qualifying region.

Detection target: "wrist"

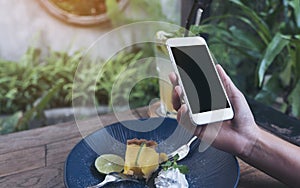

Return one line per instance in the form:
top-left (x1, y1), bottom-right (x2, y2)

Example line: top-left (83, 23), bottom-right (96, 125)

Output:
top-left (238, 123), bottom-right (260, 159)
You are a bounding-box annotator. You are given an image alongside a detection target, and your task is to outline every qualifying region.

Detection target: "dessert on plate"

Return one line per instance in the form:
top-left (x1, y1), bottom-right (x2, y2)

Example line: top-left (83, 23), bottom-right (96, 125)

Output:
top-left (123, 138), bottom-right (167, 180)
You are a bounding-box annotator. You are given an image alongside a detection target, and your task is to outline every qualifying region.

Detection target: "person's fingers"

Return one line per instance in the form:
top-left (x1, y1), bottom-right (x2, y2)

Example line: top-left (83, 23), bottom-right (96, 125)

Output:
top-left (169, 72), bottom-right (182, 110)
top-left (169, 72), bottom-right (178, 87)
top-left (172, 86), bottom-right (182, 110)
top-left (177, 104), bottom-right (198, 135)
top-left (216, 64), bottom-right (247, 106)
top-left (216, 64), bottom-right (257, 134)
top-left (216, 64), bottom-right (250, 109)
top-left (216, 64), bottom-right (238, 98)
top-left (194, 124), bottom-right (207, 138)
top-left (177, 104), bottom-right (223, 152)
top-left (177, 103), bottom-right (188, 122)
top-left (174, 85), bottom-right (182, 97)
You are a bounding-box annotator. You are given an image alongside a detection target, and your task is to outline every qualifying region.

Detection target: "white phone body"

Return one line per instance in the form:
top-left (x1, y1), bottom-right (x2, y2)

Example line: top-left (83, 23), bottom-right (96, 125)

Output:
top-left (166, 36), bottom-right (234, 125)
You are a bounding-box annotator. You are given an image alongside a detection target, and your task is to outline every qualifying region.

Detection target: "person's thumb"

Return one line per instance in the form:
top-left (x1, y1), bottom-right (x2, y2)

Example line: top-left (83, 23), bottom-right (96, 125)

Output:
top-left (216, 64), bottom-right (239, 99)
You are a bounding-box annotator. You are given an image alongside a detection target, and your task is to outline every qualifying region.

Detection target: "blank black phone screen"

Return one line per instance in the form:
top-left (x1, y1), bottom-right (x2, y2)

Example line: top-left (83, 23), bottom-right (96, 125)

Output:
top-left (171, 45), bottom-right (229, 113)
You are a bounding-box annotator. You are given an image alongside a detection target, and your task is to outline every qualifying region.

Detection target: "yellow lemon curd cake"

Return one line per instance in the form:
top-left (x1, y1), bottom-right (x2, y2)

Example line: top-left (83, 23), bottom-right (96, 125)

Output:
top-left (123, 138), bottom-right (167, 180)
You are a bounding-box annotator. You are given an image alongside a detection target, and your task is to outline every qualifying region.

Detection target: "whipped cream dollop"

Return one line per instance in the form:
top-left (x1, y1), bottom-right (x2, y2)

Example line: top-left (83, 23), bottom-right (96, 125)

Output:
top-left (154, 168), bottom-right (189, 188)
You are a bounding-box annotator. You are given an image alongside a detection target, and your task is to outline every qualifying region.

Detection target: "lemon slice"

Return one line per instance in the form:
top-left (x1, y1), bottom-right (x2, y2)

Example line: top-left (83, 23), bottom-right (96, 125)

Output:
top-left (94, 154), bottom-right (125, 174)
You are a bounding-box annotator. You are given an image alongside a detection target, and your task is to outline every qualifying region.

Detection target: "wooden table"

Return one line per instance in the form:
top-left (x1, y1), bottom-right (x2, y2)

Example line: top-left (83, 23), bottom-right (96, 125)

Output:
top-left (0, 106), bottom-right (288, 188)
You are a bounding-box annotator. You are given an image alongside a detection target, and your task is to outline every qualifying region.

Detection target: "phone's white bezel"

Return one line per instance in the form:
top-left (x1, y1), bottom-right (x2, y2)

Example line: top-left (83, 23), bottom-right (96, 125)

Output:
top-left (166, 36), bottom-right (234, 125)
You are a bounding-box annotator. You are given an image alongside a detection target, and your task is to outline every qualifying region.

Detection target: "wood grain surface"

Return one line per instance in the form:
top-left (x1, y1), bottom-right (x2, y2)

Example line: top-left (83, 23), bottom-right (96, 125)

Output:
top-left (0, 106), bottom-right (288, 187)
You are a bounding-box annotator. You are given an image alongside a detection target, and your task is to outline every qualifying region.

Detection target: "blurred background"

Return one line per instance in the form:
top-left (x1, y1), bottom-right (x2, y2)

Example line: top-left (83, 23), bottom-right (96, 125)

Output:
top-left (0, 0), bottom-right (299, 135)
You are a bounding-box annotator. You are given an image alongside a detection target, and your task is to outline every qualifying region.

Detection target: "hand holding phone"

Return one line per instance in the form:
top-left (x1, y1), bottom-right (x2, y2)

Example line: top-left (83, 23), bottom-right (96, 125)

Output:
top-left (166, 37), bottom-right (234, 125)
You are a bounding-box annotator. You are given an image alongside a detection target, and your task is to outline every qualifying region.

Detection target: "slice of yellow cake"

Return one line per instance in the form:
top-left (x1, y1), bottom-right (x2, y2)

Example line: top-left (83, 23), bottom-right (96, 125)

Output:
top-left (123, 138), bottom-right (167, 180)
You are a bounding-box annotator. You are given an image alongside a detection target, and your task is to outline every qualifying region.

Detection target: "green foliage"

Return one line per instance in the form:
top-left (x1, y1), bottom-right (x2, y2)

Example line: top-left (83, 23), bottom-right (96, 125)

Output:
top-left (108, 54), bottom-right (159, 108)
top-left (0, 47), bottom-right (82, 133)
top-left (0, 112), bottom-right (22, 134)
top-left (288, 80), bottom-right (300, 116)
top-left (0, 47), bottom-right (81, 114)
top-left (129, 76), bottom-right (159, 109)
top-left (106, 0), bottom-right (169, 26)
top-left (0, 47), bottom-right (159, 134)
top-left (191, 0), bottom-right (300, 118)
top-left (15, 81), bottom-right (64, 132)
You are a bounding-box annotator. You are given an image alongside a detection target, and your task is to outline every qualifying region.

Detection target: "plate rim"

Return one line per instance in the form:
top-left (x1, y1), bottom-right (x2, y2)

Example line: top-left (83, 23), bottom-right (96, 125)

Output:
top-left (64, 117), bottom-right (240, 188)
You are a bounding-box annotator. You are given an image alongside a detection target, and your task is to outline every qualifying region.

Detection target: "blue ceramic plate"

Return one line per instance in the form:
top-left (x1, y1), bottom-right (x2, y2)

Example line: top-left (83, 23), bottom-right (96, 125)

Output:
top-left (64, 117), bottom-right (239, 188)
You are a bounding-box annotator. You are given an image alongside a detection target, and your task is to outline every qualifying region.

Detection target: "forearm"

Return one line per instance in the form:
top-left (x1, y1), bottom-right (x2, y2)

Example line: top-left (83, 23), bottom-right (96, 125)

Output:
top-left (239, 127), bottom-right (300, 187)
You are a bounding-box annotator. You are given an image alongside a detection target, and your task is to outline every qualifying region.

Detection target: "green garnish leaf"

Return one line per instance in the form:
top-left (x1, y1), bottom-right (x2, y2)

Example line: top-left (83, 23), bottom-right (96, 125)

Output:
top-left (176, 164), bottom-right (189, 174)
top-left (161, 153), bottom-right (189, 174)
top-left (161, 161), bottom-right (172, 170)
top-left (173, 154), bottom-right (179, 161)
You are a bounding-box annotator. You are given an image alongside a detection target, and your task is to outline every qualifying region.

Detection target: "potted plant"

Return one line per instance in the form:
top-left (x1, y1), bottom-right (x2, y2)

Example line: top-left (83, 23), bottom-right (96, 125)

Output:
top-left (191, 0), bottom-right (300, 118)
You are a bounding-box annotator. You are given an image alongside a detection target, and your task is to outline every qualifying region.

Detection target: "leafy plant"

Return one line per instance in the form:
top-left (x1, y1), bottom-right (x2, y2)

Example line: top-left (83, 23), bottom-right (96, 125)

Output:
top-left (191, 0), bottom-right (300, 117)
top-left (0, 46), bottom-right (159, 134)
top-left (0, 47), bottom-right (82, 114)
top-left (0, 47), bottom-right (83, 133)
top-left (73, 48), bottom-right (159, 108)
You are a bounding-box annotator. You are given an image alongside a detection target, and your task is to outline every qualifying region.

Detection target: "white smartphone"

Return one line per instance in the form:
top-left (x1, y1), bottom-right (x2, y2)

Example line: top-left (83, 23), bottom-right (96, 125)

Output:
top-left (166, 36), bottom-right (234, 125)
